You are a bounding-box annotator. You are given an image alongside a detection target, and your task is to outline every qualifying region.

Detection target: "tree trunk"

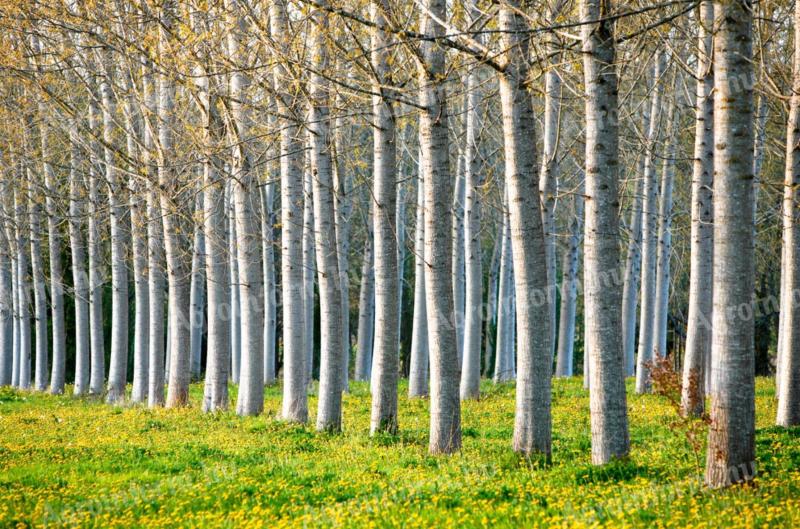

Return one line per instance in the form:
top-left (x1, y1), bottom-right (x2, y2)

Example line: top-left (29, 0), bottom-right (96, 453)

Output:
top-left (355, 203), bottom-right (375, 382)
top-left (621, 110), bottom-right (650, 378)
top-left (420, 0), bottom-right (461, 455)
top-left (369, 0), bottom-right (399, 434)
top-left (636, 50), bottom-right (666, 394)
top-left (15, 188), bottom-right (32, 390)
top-left (87, 94), bottom-right (105, 396)
top-left (197, 51), bottom-right (230, 412)
top-left (307, 4), bottom-right (345, 431)
top-left (494, 205), bottom-right (514, 382)
top-left (653, 88), bottom-right (678, 360)
top-left (460, 50), bottom-right (482, 400)
top-left (776, 0), bottom-right (800, 427)
top-left (556, 190), bottom-right (584, 377)
top-left (189, 192), bottom-right (206, 382)
top-left (272, 0), bottom-right (308, 423)
top-left (67, 112), bottom-right (90, 395)
top-left (101, 50), bottom-right (130, 405)
top-left (498, 1), bottom-right (553, 457)
top-left (0, 180), bottom-right (12, 386)
top-left (143, 56), bottom-right (166, 408)
top-left (682, 0), bottom-right (714, 417)
top-left (262, 182), bottom-right (277, 386)
top-left (228, 185), bottom-right (241, 384)
top-left (580, 0), bottom-right (630, 465)
top-left (29, 171), bottom-right (49, 392)
top-left (302, 154), bottom-right (316, 384)
top-left (225, 0), bottom-right (265, 417)
top-left (705, 0), bottom-right (756, 488)
top-left (159, 0), bottom-right (192, 408)
top-left (408, 162), bottom-right (429, 397)
top-left (40, 110), bottom-right (66, 395)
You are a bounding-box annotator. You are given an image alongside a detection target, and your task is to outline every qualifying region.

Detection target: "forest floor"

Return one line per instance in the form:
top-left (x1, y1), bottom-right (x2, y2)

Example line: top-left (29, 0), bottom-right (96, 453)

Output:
top-left (0, 377), bottom-right (798, 528)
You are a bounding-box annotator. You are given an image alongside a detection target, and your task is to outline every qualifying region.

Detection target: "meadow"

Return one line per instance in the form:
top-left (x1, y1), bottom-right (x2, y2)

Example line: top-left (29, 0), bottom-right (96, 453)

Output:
top-left (0, 378), bottom-right (798, 528)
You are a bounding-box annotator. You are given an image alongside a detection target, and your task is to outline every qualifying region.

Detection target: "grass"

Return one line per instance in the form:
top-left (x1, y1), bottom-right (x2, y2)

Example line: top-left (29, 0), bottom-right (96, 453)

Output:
top-left (0, 377), bottom-right (798, 528)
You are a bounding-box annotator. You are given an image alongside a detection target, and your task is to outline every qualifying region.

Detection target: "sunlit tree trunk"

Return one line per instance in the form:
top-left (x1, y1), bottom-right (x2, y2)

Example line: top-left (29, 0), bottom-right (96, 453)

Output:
top-left (494, 204), bottom-right (514, 382)
top-left (621, 109), bottom-right (650, 378)
top-left (195, 38), bottom-right (230, 411)
top-left (776, 0), bottom-right (800, 428)
top-left (581, 0), bottom-right (630, 465)
top-left (87, 91), bottom-right (105, 396)
top-left (303, 159), bottom-right (316, 384)
top-left (355, 203), bottom-right (375, 382)
top-left (100, 48), bottom-right (130, 405)
top-left (705, 0), bottom-right (756, 488)
top-left (636, 50), bottom-right (666, 394)
top-left (224, 0), bottom-right (265, 417)
top-left (159, 0), bottom-right (192, 408)
top-left (498, 1), bottom-right (552, 457)
top-left (682, 0), bottom-right (714, 417)
top-left (420, 0), bottom-right (461, 454)
top-left (556, 190), bottom-right (584, 377)
top-left (29, 166), bottom-right (49, 392)
top-left (369, 0), bottom-right (399, 433)
top-left (15, 187), bottom-right (32, 390)
top-left (460, 43), bottom-right (482, 399)
top-left (272, 0), bottom-right (308, 423)
top-left (408, 161), bottom-right (429, 397)
top-left (189, 192), bottom-right (205, 382)
top-left (653, 89), bottom-right (678, 360)
top-left (0, 180), bottom-right (11, 386)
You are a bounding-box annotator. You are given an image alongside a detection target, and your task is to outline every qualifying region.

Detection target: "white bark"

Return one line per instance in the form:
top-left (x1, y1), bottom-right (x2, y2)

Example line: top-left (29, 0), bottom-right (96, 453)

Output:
top-left (621, 108), bottom-right (650, 378)
top-left (776, 0), bottom-right (800, 428)
top-left (228, 185), bottom-right (241, 384)
top-left (408, 164), bottom-right (429, 397)
top-left (369, 0), bottom-right (399, 434)
top-left (494, 205), bottom-right (514, 382)
top-left (636, 50), bottom-right (667, 394)
top-left (225, 0), bottom-right (264, 417)
top-left (29, 170), bottom-right (49, 392)
top-left (705, 0), bottom-right (756, 488)
top-left (272, 0), bottom-right (308, 423)
top-left (303, 160), bottom-right (316, 384)
top-left (189, 192), bottom-right (206, 381)
top-left (262, 182), bottom-right (277, 386)
top-left (420, 0), bottom-right (461, 454)
top-left (682, 0), bottom-right (714, 417)
top-left (160, 0), bottom-right (192, 408)
top-left (15, 188), bottom-right (32, 390)
top-left (101, 49), bottom-right (130, 405)
top-left (355, 203), bottom-right (375, 382)
top-left (307, 4), bottom-right (344, 431)
top-left (144, 56), bottom-right (166, 408)
top-left (40, 107), bottom-right (66, 395)
top-left (451, 157), bottom-right (466, 366)
top-left (87, 92), bottom-right (105, 396)
top-left (0, 180), bottom-right (12, 386)
top-left (581, 0), bottom-right (630, 464)
top-left (653, 90), bottom-right (678, 360)
top-left (498, 1), bottom-right (553, 456)
top-left (460, 53), bottom-right (482, 400)
top-left (197, 51), bottom-right (230, 412)
top-left (555, 190), bottom-right (584, 377)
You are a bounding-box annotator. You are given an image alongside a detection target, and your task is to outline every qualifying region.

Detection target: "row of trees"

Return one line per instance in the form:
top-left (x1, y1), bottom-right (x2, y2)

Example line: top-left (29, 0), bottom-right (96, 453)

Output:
top-left (0, 0), bottom-right (796, 488)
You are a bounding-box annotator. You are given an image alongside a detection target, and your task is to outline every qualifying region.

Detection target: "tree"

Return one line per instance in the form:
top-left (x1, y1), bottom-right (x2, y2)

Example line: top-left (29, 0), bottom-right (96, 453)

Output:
top-left (705, 0), bottom-right (756, 488)
top-left (419, 0), bottom-right (461, 455)
top-left (272, 0), bottom-right (308, 423)
top-left (309, 3), bottom-right (345, 432)
top-left (581, 0), bottom-right (630, 465)
top-left (369, 0), bottom-right (399, 434)
top-left (776, 0), bottom-right (800, 428)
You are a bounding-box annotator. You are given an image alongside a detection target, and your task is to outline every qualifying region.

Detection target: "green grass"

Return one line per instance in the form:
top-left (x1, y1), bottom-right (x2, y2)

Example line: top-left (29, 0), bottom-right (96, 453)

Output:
top-left (0, 378), bottom-right (797, 528)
